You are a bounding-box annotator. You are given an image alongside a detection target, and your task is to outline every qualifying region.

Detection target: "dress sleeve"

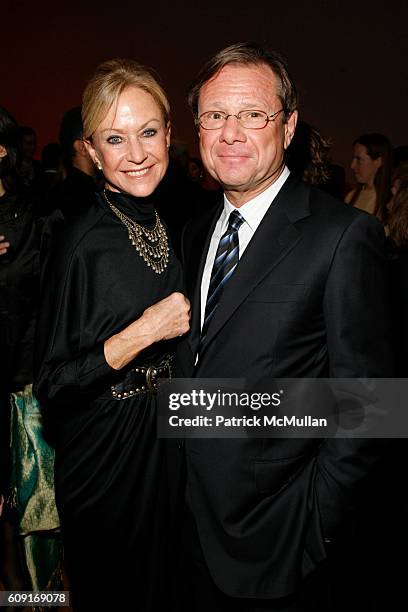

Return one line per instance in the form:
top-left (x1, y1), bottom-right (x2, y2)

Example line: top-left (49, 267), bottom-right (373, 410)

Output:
top-left (34, 237), bottom-right (115, 410)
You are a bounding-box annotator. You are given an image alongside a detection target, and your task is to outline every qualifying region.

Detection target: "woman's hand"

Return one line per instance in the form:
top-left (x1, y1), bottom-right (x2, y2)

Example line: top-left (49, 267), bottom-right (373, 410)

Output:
top-left (140, 292), bottom-right (191, 342)
top-left (104, 292), bottom-right (190, 370)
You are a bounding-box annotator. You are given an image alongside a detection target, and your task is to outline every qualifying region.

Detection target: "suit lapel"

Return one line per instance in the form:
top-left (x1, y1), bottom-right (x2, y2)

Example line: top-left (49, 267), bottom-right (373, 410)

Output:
top-left (199, 177), bottom-right (311, 356)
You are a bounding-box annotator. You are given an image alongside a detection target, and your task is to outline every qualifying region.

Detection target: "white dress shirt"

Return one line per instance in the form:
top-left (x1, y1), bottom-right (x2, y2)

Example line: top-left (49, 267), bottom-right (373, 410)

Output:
top-left (200, 166), bottom-right (290, 330)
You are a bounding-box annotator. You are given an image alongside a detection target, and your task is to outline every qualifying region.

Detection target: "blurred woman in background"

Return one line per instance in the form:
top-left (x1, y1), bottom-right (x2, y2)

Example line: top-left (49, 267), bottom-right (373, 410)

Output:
top-left (0, 106), bottom-right (61, 595)
top-left (346, 133), bottom-right (392, 223)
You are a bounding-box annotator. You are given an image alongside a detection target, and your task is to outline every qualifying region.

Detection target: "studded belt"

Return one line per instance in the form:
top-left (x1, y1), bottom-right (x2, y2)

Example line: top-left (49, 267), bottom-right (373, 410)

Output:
top-left (110, 354), bottom-right (172, 400)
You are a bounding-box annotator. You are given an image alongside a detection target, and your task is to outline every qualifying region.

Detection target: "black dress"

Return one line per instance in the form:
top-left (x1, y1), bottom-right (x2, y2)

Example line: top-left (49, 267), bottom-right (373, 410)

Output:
top-left (0, 190), bottom-right (40, 393)
top-left (0, 190), bottom-right (40, 493)
top-left (34, 190), bottom-right (184, 610)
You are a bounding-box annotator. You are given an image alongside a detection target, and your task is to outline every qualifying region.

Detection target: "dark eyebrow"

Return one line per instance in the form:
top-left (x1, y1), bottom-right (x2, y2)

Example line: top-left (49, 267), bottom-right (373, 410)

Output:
top-left (206, 102), bottom-right (262, 109)
top-left (100, 118), bottom-right (161, 134)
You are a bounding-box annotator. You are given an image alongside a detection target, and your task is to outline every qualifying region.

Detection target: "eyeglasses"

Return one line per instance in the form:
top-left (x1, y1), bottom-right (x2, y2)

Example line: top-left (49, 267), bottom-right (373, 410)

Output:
top-left (197, 109), bottom-right (284, 130)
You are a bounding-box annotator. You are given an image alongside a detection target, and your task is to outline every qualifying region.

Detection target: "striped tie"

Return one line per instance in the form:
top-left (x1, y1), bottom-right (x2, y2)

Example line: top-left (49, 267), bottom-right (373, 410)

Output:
top-left (199, 209), bottom-right (244, 353)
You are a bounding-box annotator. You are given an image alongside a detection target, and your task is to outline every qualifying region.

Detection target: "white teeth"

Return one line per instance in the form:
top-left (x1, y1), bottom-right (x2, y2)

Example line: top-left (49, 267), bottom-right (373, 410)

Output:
top-left (125, 168), bottom-right (149, 177)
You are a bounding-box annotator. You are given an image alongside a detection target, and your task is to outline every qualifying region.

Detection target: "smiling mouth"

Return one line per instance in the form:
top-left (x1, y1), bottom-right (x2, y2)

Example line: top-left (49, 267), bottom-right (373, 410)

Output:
top-left (123, 167), bottom-right (152, 177)
top-left (218, 155), bottom-right (251, 160)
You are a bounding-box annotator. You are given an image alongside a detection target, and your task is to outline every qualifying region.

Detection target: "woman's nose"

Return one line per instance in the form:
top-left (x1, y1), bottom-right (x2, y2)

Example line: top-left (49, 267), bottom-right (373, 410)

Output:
top-left (127, 136), bottom-right (148, 164)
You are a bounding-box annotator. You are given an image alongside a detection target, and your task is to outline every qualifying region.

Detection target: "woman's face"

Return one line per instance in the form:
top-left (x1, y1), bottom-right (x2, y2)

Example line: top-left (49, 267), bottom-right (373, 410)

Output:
top-left (350, 143), bottom-right (381, 186)
top-left (87, 86), bottom-right (170, 197)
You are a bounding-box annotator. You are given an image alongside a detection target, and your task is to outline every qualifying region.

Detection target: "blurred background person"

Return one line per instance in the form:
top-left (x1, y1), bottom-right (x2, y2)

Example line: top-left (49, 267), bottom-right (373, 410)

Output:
top-left (19, 126), bottom-right (42, 189)
top-left (286, 120), bottom-right (345, 198)
top-left (187, 154), bottom-right (222, 195)
top-left (49, 106), bottom-right (97, 220)
top-left (187, 156), bottom-right (205, 183)
top-left (154, 144), bottom-right (220, 257)
top-left (35, 142), bottom-right (64, 202)
top-left (390, 161), bottom-right (408, 199)
top-left (38, 107), bottom-right (98, 272)
top-left (0, 106), bottom-right (62, 596)
top-left (346, 133), bottom-right (392, 223)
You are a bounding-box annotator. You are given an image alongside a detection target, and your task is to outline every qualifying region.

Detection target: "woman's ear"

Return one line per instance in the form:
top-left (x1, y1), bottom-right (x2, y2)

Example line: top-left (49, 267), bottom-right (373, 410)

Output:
top-left (0, 145), bottom-right (7, 159)
top-left (83, 139), bottom-right (102, 170)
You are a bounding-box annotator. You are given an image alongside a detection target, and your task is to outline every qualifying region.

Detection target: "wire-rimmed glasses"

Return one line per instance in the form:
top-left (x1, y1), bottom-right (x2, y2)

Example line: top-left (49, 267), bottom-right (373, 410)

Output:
top-left (197, 109), bottom-right (284, 130)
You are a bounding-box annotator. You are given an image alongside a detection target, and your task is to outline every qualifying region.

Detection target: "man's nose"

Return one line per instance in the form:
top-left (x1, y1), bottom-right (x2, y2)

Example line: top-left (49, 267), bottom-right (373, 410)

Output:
top-left (219, 115), bottom-right (246, 144)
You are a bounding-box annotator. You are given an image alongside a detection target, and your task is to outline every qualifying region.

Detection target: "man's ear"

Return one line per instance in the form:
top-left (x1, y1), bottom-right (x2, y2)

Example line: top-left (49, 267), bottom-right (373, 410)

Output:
top-left (284, 110), bottom-right (298, 150)
top-left (74, 138), bottom-right (90, 158)
top-left (0, 145), bottom-right (7, 159)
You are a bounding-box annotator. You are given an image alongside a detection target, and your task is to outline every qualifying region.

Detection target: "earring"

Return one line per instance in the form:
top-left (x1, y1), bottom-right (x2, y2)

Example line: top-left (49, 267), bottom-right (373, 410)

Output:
top-left (95, 159), bottom-right (102, 170)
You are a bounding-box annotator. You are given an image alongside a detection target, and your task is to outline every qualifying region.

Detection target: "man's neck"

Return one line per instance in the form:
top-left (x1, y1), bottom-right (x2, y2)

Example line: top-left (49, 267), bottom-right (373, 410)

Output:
top-left (73, 159), bottom-right (95, 178)
top-left (224, 163), bottom-right (285, 208)
top-left (224, 165), bottom-right (286, 208)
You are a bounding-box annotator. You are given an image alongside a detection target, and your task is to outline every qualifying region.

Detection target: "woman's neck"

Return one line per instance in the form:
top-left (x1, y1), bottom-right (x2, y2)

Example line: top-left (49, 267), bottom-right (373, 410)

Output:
top-left (0, 179), bottom-right (6, 198)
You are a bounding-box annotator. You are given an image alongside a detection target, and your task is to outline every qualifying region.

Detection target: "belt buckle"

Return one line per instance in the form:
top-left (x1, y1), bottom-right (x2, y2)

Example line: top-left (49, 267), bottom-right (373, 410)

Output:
top-left (146, 365), bottom-right (157, 392)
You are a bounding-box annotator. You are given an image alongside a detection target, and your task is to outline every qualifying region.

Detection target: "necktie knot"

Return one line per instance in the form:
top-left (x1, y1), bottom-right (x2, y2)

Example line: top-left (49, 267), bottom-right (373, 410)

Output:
top-left (228, 209), bottom-right (244, 233)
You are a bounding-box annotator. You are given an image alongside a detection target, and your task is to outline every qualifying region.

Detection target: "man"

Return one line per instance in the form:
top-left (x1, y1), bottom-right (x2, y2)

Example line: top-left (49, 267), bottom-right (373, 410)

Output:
top-left (47, 106), bottom-right (96, 219)
top-left (39, 108), bottom-right (97, 268)
top-left (19, 126), bottom-right (42, 188)
top-left (177, 42), bottom-right (392, 611)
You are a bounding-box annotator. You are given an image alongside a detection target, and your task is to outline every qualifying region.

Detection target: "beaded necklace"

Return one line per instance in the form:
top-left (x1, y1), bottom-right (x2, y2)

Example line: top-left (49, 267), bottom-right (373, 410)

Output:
top-left (103, 189), bottom-right (169, 274)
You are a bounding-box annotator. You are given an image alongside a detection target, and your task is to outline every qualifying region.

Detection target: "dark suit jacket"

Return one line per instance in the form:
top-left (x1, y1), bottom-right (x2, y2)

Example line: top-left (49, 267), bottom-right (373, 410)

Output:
top-left (388, 246), bottom-right (408, 376)
top-left (177, 175), bottom-right (393, 599)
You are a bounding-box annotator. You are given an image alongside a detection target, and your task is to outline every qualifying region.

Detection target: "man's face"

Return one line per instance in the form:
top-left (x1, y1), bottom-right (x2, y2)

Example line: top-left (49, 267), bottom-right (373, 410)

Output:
top-left (197, 63), bottom-right (297, 205)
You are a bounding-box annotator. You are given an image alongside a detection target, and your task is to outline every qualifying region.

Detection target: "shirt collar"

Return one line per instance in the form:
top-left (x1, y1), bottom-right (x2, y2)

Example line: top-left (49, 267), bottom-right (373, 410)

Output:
top-left (222, 166), bottom-right (290, 230)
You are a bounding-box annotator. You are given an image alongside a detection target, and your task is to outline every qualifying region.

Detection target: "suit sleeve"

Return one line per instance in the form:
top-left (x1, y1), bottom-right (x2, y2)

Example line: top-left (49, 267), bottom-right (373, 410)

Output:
top-left (315, 212), bottom-right (393, 537)
top-left (34, 241), bottom-right (114, 410)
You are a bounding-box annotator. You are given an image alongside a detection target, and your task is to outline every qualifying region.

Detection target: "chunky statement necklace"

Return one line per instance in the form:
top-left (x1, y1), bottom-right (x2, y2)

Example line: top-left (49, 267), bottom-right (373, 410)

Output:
top-left (103, 189), bottom-right (169, 274)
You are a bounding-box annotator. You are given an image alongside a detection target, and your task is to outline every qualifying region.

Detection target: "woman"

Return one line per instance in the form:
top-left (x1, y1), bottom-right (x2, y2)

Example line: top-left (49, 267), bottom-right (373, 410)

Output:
top-left (345, 133), bottom-right (392, 223)
top-left (0, 107), bottom-right (62, 596)
top-left (34, 59), bottom-right (190, 610)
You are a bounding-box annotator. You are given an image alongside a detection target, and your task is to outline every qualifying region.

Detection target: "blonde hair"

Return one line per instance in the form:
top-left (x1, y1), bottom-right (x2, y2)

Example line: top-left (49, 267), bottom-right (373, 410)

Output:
top-left (82, 58), bottom-right (170, 139)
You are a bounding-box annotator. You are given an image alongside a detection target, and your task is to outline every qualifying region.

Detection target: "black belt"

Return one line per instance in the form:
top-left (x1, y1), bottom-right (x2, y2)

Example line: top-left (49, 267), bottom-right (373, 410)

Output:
top-left (111, 354), bottom-right (173, 400)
